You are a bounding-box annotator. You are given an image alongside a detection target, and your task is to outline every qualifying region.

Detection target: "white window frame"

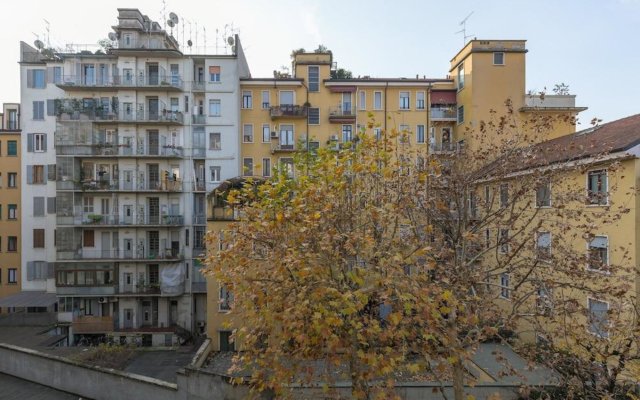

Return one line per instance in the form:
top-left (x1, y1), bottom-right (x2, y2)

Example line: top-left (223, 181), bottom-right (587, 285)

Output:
top-left (416, 124), bottom-right (425, 144)
top-left (493, 52), bottom-right (505, 65)
top-left (587, 235), bottom-right (609, 272)
top-left (587, 169), bottom-right (608, 206)
top-left (243, 124), bottom-right (254, 143)
top-left (416, 91), bottom-right (425, 110)
top-left (457, 63), bottom-right (465, 90)
top-left (499, 229), bottom-right (509, 254)
top-left (279, 90), bottom-right (295, 106)
top-left (308, 66), bottom-right (320, 92)
top-left (457, 105), bottom-right (464, 124)
top-left (261, 91), bottom-right (270, 109)
top-left (499, 183), bottom-right (509, 208)
top-left (34, 133), bottom-right (45, 152)
top-left (373, 91), bottom-right (382, 110)
top-left (8, 268), bottom-right (17, 284)
top-left (262, 124), bottom-right (271, 143)
top-left (308, 107), bottom-right (320, 125)
top-left (219, 285), bottom-right (233, 311)
top-left (210, 166), bottom-right (221, 182)
top-left (209, 99), bottom-right (221, 117)
top-left (359, 90), bottom-right (366, 111)
top-left (243, 158), bottom-right (253, 176)
top-left (535, 180), bottom-right (552, 208)
top-left (209, 66), bottom-right (221, 82)
top-left (399, 91), bottom-right (410, 110)
top-left (262, 158), bottom-right (271, 177)
top-left (499, 273), bottom-right (510, 299)
top-left (209, 132), bottom-right (221, 150)
top-left (242, 90), bottom-right (253, 109)
top-left (587, 297), bottom-right (609, 338)
top-left (536, 231), bottom-right (552, 262)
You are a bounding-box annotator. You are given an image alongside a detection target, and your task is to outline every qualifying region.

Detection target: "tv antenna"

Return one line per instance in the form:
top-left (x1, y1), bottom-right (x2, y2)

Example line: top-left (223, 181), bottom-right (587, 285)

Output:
top-left (43, 19), bottom-right (51, 47)
top-left (455, 11), bottom-right (474, 46)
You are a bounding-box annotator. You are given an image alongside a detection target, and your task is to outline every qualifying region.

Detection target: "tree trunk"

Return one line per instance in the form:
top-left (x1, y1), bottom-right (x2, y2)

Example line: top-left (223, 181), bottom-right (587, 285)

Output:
top-left (452, 357), bottom-right (465, 400)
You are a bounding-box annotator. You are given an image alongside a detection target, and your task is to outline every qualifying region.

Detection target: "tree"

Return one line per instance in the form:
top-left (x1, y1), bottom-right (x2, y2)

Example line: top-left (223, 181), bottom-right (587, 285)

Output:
top-left (330, 68), bottom-right (353, 79)
top-left (206, 109), bottom-right (638, 399)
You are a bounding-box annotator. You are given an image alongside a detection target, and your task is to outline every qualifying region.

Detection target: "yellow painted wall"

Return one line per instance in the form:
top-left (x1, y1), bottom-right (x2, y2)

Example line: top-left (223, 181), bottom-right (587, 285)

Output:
top-left (0, 131), bottom-right (21, 309)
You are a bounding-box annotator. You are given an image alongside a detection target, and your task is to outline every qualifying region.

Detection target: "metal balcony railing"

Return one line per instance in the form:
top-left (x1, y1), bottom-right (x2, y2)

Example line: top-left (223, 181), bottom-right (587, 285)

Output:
top-left (269, 105), bottom-right (308, 118)
top-left (56, 103), bottom-right (184, 125)
top-left (192, 114), bottom-right (206, 125)
top-left (329, 106), bottom-right (356, 119)
top-left (192, 81), bottom-right (205, 91)
top-left (430, 107), bottom-right (457, 120)
top-left (58, 213), bottom-right (184, 226)
top-left (57, 178), bottom-right (183, 192)
top-left (57, 248), bottom-right (184, 261)
top-left (271, 143), bottom-right (296, 153)
top-left (57, 73), bottom-right (183, 90)
top-left (429, 142), bottom-right (465, 153)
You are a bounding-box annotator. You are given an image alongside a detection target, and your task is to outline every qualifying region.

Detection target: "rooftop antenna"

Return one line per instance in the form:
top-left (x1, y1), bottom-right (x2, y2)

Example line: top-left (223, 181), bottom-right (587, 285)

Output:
top-left (455, 11), bottom-right (474, 46)
top-left (215, 28), bottom-right (219, 54)
top-left (187, 20), bottom-right (192, 53)
top-left (43, 19), bottom-right (51, 47)
top-left (204, 27), bottom-right (206, 54)
top-left (195, 22), bottom-right (198, 53)
top-left (161, 0), bottom-right (167, 30)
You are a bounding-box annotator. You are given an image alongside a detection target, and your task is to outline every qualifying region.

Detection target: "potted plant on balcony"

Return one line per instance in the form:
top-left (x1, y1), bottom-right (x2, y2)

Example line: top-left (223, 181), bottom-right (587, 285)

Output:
top-left (87, 214), bottom-right (103, 224)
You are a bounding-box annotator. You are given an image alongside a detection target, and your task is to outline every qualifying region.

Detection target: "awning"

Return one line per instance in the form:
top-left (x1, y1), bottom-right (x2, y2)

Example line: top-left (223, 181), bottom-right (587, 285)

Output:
top-left (431, 90), bottom-right (457, 105)
top-left (0, 291), bottom-right (58, 307)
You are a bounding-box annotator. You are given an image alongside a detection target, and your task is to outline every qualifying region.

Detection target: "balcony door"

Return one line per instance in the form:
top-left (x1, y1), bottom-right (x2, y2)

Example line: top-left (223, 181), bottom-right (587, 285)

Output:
top-left (124, 239), bottom-right (133, 259)
top-left (123, 308), bottom-right (133, 329)
top-left (147, 231), bottom-right (160, 258)
top-left (147, 64), bottom-right (159, 85)
top-left (148, 131), bottom-right (159, 155)
top-left (279, 124), bottom-right (294, 150)
top-left (342, 92), bottom-right (352, 114)
top-left (101, 232), bottom-right (111, 258)
top-left (147, 98), bottom-right (159, 121)
top-left (147, 164), bottom-right (159, 190)
top-left (141, 300), bottom-right (152, 327)
top-left (82, 64), bottom-right (95, 85)
top-left (148, 197), bottom-right (160, 225)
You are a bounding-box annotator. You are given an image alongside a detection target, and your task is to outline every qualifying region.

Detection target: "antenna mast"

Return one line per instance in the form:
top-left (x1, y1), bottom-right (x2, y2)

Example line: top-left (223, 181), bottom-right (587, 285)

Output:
top-left (455, 11), bottom-right (475, 46)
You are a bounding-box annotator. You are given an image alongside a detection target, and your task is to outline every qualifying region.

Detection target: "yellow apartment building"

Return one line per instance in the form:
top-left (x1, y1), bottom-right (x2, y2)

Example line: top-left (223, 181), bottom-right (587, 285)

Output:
top-left (0, 103), bottom-right (21, 312)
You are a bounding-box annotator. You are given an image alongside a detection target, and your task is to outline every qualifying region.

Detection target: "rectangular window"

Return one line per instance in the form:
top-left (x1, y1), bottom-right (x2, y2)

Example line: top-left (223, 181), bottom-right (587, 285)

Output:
top-left (536, 232), bottom-right (551, 261)
top-left (588, 236), bottom-right (608, 271)
top-left (31, 165), bottom-right (45, 184)
top-left (416, 91), bottom-right (425, 110)
top-left (373, 128), bottom-right (381, 141)
top-left (493, 52), bottom-right (505, 65)
top-left (588, 298), bottom-right (609, 338)
top-left (8, 204), bottom-right (17, 220)
top-left (7, 141), bottom-right (17, 156)
top-left (83, 230), bottom-right (95, 247)
top-left (8, 236), bottom-right (17, 252)
top-left (210, 166), bottom-right (221, 182)
top-left (209, 132), bottom-right (221, 150)
top-left (219, 285), bottom-right (233, 311)
top-left (342, 125), bottom-right (353, 142)
top-left (219, 331), bottom-right (234, 351)
top-left (243, 158), bottom-right (253, 176)
top-left (500, 184), bottom-right (509, 208)
top-left (83, 197), bottom-right (94, 213)
top-left (500, 273), bottom-right (510, 299)
top-left (209, 99), bottom-right (221, 117)
top-left (33, 197), bottom-right (45, 216)
top-left (262, 158), bottom-right (271, 177)
top-left (485, 229), bottom-right (491, 249)
top-left (8, 268), bottom-right (17, 284)
top-left (262, 124), bottom-right (271, 143)
top-left (34, 133), bottom-right (46, 152)
top-left (243, 124), bottom-right (254, 143)
top-left (280, 158), bottom-right (294, 178)
top-left (416, 125), bottom-right (425, 143)
top-left (33, 229), bottom-right (45, 248)
top-left (457, 63), bottom-right (465, 90)
top-left (359, 90), bottom-right (366, 111)
top-left (209, 66), bottom-right (221, 82)
top-left (242, 91), bottom-right (252, 109)
top-left (373, 91), bottom-right (382, 110)
top-left (53, 66), bottom-right (62, 84)
top-left (8, 173), bottom-right (17, 188)
top-left (261, 91), bottom-right (270, 109)
top-left (587, 170), bottom-right (607, 205)
top-left (536, 286), bottom-right (553, 316)
top-left (279, 91), bottom-right (294, 105)
top-left (399, 92), bottom-right (410, 110)
top-left (499, 229), bottom-right (509, 254)
top-left (536, 181), bottom-right (551, 207)
top-left (308, 107), bottom-right (320, 125)
top-left (28, 69), bottom-right (46, 88)
top-left (308, 66), bottom-right (319, 92)
top-left (457, 105), bottom-right (464, 124)
top-left (399, 124), bottom-right (410, 143)
top-left (33, 101), bottom-right (45, 120)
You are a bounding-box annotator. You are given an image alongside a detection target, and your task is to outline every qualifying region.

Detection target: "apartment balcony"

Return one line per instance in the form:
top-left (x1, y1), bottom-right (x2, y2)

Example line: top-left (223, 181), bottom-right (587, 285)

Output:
top-left (520, 94), bottom-right (587, 113)
top-left (55, 141), bottom-right (183, 158)
top-left (191, 114), bottom-right (207, 125)
top-left (57, 178), bottom-right (184, 193)
top-left (191, 282), bottom-right (207, 293)
top-left (328, 106), bottom-right (356, 123)
top-left (429, 142), bottom-right (465, 154)
top-left (271, 143), bottom-right (296, 153)
top-left (269, 105), bottom-right (308, 119)
top-left (56, 213), bottom-right (184, 227)
top-left (57, 248), bottom-right (184, 263)
top-left (430, 107), bottom-right (457, 121)
top-left (193, 215), bottom-right (207, 225)
top-left (56, 285), bottom-right (118, 296)
top-left (193, 181), bottom-right (206, 191)
top-left (192, 81), bottom-right (205, 92)
top-left (119, 284), bottom-right (161, 296)
top-left (55, 74), bottom-right (183, 91)
top-left (209, 206), bottom-right (239, 221)
top-left (73, 315), bottom-right (115, 334)
top-left (57, 105), bottom-right (184, 126)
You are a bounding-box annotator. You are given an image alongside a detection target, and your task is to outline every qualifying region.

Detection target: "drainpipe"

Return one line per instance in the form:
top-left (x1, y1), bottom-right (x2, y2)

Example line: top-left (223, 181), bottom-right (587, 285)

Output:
top-left (384, 82), bottom-right (388, 151)
top-left (426, 83), bottom-right (432, 155)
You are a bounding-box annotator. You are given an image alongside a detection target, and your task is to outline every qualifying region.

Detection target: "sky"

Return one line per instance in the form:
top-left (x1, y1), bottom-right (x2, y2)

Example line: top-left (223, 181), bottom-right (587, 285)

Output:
top-left (1, 0), bottom-right (639, 125)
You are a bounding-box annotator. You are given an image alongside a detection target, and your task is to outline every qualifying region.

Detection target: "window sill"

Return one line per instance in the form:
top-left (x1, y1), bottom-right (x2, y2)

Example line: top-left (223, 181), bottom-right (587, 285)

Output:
top-left (586, 203), bottom-right (609, 207)
top-left (7, 282), bottom-right (18, 285)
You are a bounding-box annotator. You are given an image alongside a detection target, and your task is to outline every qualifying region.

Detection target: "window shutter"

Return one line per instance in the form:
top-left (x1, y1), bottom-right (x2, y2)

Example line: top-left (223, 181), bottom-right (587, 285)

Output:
top-left (47, 99), bottom-right (55, 116)
top-left (46, 67), bottom-right (54, 83)
top-left (27, 70), bottom-right (34, 88)
top-left (43, 134), bottom-right (47, 152)
top-left (590, 236), bottom-right (608, 248)
top-left (27, 134), bottom-right (34, 152)
top-left (47, 197), bottom-right (56, 214)
top-left (27, 262), bottom-right (35, 281)
top-left (27, 165), bottom-right (33, 184)
top-left (47, 262), bottom-right (54, 279)
top-left (48, 164), bottom-right (56, 180)
top-left (34, 197), bottom-right (45, 216)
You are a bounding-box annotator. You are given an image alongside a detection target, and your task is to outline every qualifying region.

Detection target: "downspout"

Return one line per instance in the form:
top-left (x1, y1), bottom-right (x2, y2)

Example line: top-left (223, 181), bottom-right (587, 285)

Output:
top-left (384, 82), bottom-right (388, 151)
top-left (426, 83), bottom-right (432, 155)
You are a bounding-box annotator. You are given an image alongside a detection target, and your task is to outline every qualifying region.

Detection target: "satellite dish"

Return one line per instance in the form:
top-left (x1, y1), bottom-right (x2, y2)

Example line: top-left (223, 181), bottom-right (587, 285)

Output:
top-left (34, 40), bottom-right (44, 50)
top-left (169, 12), bottom-right (179, 24)
top-left (227, 36), bottom-right (235, 46)
top-left (167, 20), bottom-right (175, 28)
top-left (108, 32), bottom-right (117, 41)
top-left (187, 39), bottom-right (193, 47)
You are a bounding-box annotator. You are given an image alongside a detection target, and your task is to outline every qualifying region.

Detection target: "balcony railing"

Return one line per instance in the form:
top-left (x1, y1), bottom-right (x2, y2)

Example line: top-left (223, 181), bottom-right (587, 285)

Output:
top-left (210, 207), bottom-right (239, 221)
top-left (120, 284), bottom-right (161, 295)
top-left (269, 105), bottom-right (308, 119)
top-left (193, 215), bottom-right (207, 225)
top-left (57, 73), bottom-right (183, 90)
top-left (73, 315), bottom-right (115, 334)
top-left (57, 178), bottom-right (184, 192)
top-left (192, 81), bottom-right (205, 91)
top-left (192, 114), bottom-right (207, 125)
top-left (271, 143), bottom-right (296, 153)
top-left (57, 248), bottom-right (184, 262)
top-left (429, 142), bottom-right (465, 153)
top-left (57, 213), bottom-right (184, 226)
top-left (430, 107), bottom-right (457, 120)
top-left (56, 103), bottom-right (183, 125)
top-left (54, 142), bottom-right (183, 158)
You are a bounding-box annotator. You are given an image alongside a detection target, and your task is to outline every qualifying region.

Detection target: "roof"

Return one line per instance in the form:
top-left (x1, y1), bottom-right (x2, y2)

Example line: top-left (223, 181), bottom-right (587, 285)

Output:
top-left (0, 373), bottom-right (81, 400)
top-left (0, 291), bottom-right (58, 308)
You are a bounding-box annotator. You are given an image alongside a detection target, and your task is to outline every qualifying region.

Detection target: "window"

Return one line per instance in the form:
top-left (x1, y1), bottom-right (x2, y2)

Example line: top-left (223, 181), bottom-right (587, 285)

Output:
top-left (33, 229), bottom-right (45, 248)
top-left (261, 91), bottom-right (270, 108)
top-left (308, 66), bottom-right (319, 92)
top-left (8, 204), bottom-right (17, 220)
top-left (242, 91), bottom-right (252, 109)
top-left (308, 107), bottom-right (320, 125)
top-left (30, 165), bottom-right (45, 184)
top-left (219, 285), bottom-right (233, 311)
top-left (7, 141), bottom-right (17, 156)
top-left (209, 99), bottom-right (221, 117)
top-left (416, 125), bottom-right (425, 144)
top-left (499, 229), bottom-right (509, 253)
top-left (8, 173), bottom-right (17, 188)
top-left (536, 232), bottom-right (551, 261)
top-left (500, 273), bottom-right (510, 299)
top-left (53, 66), bottom-right (62, 84)
top-left (499, 184), bottom-right (509, 208)
top-left (399, 92), bottom-right (410, 110)
top-left (536, 286), bottom-right (553, 316)
top-left (457, 63), bottom-right (464, 90)
top-left (399, 124), bottom-right (410, 144)
top-left (210, 166), bottom-right (221, 182)
top-left (28, 69), bottom-right (46, 88)
top-left (342, 125), bottom-right (353, 142)
top-left (359, 90), bottom-right (366, 110)
top-left (588, 236), bottom-right (608, 271)
top-left (219, 331), bottom-right (234, 351)
top-left (8, 268), bottom-right (17, 284)
top-left (484, 185), bottom-right (491, 208)
top-left (27, 133), bottom-right (47, 152)
top-left (279, 91), bottom-right (294, 106)
top-left (209, 66), bottom-right (221, 82)
top-left (587, 170), bottom-right (607, 205)
top-left (243, 158), bottom-right (253, 176)
top-left (280, 158), bottom-right (294, 178)
top-left (32, 101), bottom-right (45, 120)
top-left (27, 262), bottom-right (47, 281)
top-left (493, 52), bottom-right (505, 65)
top-left (209, 132), bottom-right (221, 150)
top-left (536, 180), bottom-right (551, 207)
top-left (83, 197), bottom-right (94, 213)
top-left (373, 91), bottom-right (382, 110)
top-left (83, 230), bottom-right (95, 247)
top-left (484, 229), bottom-right (491, 249)
top-left (373, 128), bottom-right (382, 141)
top-left (457, 105), bottom-right (464, 124)
top-left (8, 236), bottom-right (17, 252)
top-left (588, 298), bottom-right (609, 338)
top-left (33, 197), bottom-right (45, 216)
top-left (262, 158), bottom-right (271, 177)
top-left (243, 124), bottom-right (253, 143)
top-left (262, 124), bottom-right (271, 143)
top-left (416, 91), bottom-right (425, 109)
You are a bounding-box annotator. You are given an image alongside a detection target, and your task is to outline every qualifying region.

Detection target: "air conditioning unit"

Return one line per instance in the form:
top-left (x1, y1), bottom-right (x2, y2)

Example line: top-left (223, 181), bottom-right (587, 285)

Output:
top-left (270, 131), bottom-right (278, 139)
top-left (98, 297), bottom-right (108, 304)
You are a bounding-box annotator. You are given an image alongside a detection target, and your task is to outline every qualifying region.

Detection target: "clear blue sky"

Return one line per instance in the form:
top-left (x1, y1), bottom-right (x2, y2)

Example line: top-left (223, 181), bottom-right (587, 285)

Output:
top-left (1, 0), bottom-right (638, 125)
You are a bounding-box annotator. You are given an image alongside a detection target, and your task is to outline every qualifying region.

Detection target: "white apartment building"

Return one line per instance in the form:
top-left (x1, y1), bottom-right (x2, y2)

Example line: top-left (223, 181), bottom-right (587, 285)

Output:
top-left (19, 8), bottom-right (249, 345)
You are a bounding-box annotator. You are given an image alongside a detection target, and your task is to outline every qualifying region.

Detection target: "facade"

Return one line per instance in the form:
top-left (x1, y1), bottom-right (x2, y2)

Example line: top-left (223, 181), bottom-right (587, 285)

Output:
top-left (0, 103), bottom-right (22, 311)
top-left (18, 8), bottom-right (249, 344)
